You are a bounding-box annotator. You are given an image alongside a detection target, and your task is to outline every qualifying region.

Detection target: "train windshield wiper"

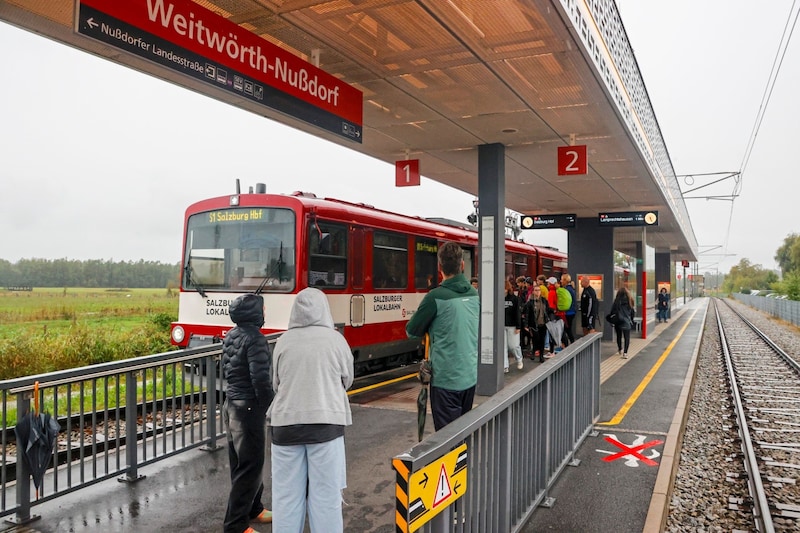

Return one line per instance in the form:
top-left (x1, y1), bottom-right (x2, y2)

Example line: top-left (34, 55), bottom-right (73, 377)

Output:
top-left (184, 257), bottom-right (207, 298)
top-left (255, 241), bottom-right (285, 295)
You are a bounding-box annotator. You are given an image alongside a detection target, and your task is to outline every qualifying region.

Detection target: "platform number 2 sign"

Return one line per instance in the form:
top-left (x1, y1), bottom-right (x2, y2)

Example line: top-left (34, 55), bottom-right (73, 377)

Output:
top-left (396, 159), bottom-right (421, 187)
top-left (557, 145), bottom-right (587, 176)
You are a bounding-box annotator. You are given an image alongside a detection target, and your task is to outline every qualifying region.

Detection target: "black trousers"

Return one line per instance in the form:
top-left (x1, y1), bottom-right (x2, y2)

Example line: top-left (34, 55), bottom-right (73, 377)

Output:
top-left (564, 314), bottom-right (576, 344)
top-left (529, 327), bottom-right (546, 358)
top-left (430, 385), bottom-right (476, 431)
top-left (223, 399), bottom-right (267, 533)
top-left (614, 325), bottom-right (631, 354)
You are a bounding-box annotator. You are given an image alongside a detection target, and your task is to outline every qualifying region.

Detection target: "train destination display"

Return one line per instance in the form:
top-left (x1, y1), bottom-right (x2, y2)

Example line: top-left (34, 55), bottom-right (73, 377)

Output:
top-left (598, 211), bottom-right (659, 227)
top-left (520, 214), bottom-right (576, 229)
top-left (76, 0), bottom-right (363, 142)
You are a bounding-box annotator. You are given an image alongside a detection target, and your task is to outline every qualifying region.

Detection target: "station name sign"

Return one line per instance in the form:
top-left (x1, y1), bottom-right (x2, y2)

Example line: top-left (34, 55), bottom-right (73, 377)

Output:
top-left (76, 0), bottom-right (363, 142)
top-left (598, 211), bottom-right (659, 227)
top-left (520, 214), bottom-right (576, 229)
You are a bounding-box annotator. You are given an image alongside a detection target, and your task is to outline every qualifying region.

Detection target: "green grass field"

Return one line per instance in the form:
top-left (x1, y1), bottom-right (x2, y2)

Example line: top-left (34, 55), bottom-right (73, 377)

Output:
top-left (0, 288), bottom-right (179, 380)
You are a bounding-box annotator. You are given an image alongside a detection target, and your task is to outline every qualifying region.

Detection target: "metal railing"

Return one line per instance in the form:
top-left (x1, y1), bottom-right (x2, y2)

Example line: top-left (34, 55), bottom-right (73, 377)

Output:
top-left (393, 334), bottom-right (601, 532)
top-left (734, 293), bottom-right (800, 327)
top-left (1, 343), bottom-right (231, 524)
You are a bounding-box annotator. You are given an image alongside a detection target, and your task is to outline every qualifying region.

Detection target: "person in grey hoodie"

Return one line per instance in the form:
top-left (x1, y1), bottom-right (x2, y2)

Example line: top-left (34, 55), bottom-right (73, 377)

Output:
top-left (268, 287), bottom-right (354, 533)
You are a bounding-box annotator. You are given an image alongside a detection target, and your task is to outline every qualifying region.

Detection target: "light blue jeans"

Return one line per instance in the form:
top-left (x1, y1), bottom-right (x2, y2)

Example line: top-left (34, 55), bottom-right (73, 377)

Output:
top-left (503, 326), bottom-right (523, 369)
top-left (271, 436), bottom-right (347, 533)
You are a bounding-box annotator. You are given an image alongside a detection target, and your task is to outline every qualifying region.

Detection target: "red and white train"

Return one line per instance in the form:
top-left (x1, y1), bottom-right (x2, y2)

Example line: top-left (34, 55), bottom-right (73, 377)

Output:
top-left (170, 186), bottom-right (568, 375)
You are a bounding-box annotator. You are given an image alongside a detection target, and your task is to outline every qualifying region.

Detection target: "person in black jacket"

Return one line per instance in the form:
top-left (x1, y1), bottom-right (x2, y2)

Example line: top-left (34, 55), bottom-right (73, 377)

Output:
top-left (523, 284), bottom-right (552, 362)
top-left (222, 293), bottom-right (274, 533)
top-left (579, 276), bottom-right (599, 335)
top-left (611, 287), bottom-right (635, 359)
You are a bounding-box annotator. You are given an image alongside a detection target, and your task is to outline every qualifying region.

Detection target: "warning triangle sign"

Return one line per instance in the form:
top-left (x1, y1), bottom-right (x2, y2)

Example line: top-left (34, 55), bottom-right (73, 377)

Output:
top-left (432, 463), bottom-right (452, 508)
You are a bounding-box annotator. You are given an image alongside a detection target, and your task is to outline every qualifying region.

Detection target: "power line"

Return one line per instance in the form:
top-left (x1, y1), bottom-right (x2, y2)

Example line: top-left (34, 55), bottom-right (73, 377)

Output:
top-left (720, 1), bottom-right (799, 267)
top-left (739, 0), bottom-right (800, 175)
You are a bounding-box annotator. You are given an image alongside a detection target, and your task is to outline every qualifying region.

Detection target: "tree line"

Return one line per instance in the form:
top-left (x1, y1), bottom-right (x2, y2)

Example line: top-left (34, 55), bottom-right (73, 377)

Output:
top-left (720, 233), bottom-right (800, 300)
top-left (0, 258), bottom-right (180, 288)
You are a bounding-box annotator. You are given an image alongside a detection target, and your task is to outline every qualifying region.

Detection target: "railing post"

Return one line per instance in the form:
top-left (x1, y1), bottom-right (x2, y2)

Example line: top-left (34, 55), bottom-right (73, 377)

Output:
top-left (201, 354), bottom-right (223, 452)
top-left (119, 371), bottom-right (145, 483)
top-left (8, 392), bottom-right (38, 525)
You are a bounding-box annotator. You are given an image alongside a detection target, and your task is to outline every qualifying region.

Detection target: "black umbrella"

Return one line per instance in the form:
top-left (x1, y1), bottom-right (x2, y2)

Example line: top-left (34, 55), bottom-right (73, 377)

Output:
top-left (14, 382), bottom-right (60, 497)
top-left (417, 334), bottom-right (430, 442)
top-left (416, 387), bottom-right (428, 442)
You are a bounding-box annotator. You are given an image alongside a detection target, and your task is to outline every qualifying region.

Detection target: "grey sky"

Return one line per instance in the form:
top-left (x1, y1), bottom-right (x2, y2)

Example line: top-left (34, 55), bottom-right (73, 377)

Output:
top-left (617, 0), bottom-right (799, 274)
top-left (1, 2), bottom-right (798, 274)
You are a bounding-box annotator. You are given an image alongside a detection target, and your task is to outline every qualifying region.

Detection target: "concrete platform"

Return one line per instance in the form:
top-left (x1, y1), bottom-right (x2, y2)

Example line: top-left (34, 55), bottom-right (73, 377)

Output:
top-left (1, 299), bottom-right (704, 533)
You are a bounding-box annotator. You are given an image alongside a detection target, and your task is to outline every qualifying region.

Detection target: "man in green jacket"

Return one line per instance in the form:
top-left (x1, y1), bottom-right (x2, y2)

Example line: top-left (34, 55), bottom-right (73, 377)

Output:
top-left (406, 242), bottom-right (479, 430)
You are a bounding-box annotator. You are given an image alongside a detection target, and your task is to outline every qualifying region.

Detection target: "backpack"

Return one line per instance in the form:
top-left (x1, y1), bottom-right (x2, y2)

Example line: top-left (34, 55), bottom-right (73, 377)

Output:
top-left (556, 287), bottom-right (572, 311)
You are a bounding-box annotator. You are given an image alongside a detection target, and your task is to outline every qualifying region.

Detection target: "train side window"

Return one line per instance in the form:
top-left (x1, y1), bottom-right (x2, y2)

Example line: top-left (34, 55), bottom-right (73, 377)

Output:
top-left (373, 231), bottom-right (407, 289)
top-left (513, 253), bottom-right (527, 280)
top-left (308, 221), bottom-right (347, 288)
top-left (414, 238), bottom-right (438, 289)
top-left (540, 258), bottom-right (554, 279)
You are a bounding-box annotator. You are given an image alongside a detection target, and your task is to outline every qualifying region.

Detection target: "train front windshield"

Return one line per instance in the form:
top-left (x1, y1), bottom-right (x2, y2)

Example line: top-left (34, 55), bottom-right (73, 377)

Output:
top-left (183, 207), bottom-right (296, 293)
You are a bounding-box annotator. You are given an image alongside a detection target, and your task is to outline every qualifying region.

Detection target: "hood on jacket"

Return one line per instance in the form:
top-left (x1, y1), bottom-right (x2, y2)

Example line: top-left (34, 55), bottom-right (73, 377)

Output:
top-left (229, 293), bottom-right (265, 327)
top-left (288, 287), bottom-right (334, 329)
top-left (441, 273), bottom-right (475, 294)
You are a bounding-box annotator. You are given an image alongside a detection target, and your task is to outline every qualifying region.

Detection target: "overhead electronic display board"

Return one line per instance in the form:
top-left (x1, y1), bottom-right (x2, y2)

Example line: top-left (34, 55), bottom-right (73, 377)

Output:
top-left (520, 214), bottom-right (576, 229)
top-left (76, 0), bottom-right (363, 143)
top-left (598, 211), bottom-right (659, 227)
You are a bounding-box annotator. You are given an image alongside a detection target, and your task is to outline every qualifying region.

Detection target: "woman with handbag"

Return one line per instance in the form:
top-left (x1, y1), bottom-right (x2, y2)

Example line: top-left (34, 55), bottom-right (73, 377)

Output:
top-left (611, 287), bottom-right (635, 359)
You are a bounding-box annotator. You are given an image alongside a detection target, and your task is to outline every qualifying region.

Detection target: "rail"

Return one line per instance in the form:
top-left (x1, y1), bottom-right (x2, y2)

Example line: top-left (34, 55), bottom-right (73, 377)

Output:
top-left (393, 333), bottom-right (601, 532)
top-left (0, 335), bottom-right (274, 525)
top-left (714, 299), bottom-right (774, 532)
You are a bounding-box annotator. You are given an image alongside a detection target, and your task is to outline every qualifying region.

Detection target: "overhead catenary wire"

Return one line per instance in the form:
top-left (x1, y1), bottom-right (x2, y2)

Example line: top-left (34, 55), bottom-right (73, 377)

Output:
top-left (721, 0), bottom-right (799, 261)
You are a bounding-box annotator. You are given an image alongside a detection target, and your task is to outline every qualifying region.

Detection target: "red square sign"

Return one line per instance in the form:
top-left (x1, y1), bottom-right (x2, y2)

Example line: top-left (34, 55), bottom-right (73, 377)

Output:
top-left (557, 145), bottom-right (587, 175)
top-left (396, 159), bottom-right (420, 187)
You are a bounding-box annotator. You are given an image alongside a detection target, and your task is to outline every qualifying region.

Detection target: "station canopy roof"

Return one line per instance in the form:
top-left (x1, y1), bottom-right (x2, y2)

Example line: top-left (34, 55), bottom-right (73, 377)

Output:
top-left (2, 0), bottom-right (697, 260)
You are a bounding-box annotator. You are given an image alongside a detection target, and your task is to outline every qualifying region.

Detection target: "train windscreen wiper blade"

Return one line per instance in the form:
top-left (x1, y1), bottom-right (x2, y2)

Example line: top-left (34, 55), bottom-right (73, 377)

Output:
top-left (184, 258), bottom-right (207, 298)
top-left (255, 241), bottom-right (284, 295)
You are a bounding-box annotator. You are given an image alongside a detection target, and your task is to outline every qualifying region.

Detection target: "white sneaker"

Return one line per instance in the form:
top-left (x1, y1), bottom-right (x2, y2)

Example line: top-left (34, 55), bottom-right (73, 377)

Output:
top-left (622, 353), bottom-right (628, 359)
top-left (504, 367), bottom-right (509, 373)
top-left (617, 350), bottom-right (622, 357)
top-left (517, 360), bottom-right (524, 370)
top-left (544, 353), bottom-right (553, 359)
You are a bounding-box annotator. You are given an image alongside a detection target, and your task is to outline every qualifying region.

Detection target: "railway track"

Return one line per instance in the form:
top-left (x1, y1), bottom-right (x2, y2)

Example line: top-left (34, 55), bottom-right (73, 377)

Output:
top-left (715, 297), bottom-right (800, 531)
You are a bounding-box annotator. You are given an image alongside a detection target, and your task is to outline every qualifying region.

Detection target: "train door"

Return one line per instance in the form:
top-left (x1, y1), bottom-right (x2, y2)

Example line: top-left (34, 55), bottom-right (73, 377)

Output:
top-left (350, 226), bottom-right (365, 327)
top-left (461, 247), bottom-right (476, 279)
top-left (506, 252), bottom-right (527, 282)
top-left (540, 256), bottom-right (554, 280)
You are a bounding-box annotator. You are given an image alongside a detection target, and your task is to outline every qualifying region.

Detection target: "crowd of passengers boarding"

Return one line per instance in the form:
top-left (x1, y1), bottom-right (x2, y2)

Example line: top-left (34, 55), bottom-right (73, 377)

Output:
top-left (218, 240), bottom-right (646, 533)
top-left (505, 273), bottom-right (599, 366)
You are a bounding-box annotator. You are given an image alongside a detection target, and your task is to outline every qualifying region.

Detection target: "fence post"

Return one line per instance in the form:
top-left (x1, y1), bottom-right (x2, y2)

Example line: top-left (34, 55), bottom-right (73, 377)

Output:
top-left (119, 371), bottom-right (145, 483)
top-left (9, 392), bottom-right (39, 525)
top-left (201, 354), bottom-right (223, 452)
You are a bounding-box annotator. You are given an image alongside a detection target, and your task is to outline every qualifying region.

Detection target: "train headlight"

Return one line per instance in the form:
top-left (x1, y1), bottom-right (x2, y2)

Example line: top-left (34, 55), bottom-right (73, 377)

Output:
top-left (172, 326), bottom-right (185, 344)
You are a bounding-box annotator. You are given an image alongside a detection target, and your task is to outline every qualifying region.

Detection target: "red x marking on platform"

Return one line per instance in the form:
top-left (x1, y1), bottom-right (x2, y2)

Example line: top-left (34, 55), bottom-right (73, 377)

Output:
top-left (602, 436), bottom-right (663, 466)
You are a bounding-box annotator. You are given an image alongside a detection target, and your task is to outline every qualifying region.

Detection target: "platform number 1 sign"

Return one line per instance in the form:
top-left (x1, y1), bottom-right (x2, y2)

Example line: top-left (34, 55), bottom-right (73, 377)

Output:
top-left (396, 159), bottom-right (420, 187)
top-left (557, 145), bottom-right (587, 175)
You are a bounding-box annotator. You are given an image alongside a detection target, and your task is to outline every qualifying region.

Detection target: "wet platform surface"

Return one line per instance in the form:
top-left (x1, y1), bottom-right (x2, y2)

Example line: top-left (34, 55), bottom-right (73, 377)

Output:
top-left (2, 299), bottom-right (703, 533)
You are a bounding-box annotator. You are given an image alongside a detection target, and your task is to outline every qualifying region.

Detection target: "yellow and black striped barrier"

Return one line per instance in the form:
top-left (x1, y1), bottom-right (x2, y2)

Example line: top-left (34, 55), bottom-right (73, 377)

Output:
top-left (392, 443), bottom-right (468, 532)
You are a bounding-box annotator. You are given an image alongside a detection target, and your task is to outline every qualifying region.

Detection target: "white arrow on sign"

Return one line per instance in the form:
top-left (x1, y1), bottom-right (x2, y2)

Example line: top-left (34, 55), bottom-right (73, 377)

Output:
top-left (87, 18), bottom-right (99, 29)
